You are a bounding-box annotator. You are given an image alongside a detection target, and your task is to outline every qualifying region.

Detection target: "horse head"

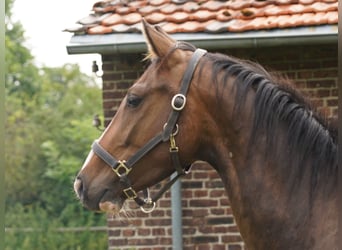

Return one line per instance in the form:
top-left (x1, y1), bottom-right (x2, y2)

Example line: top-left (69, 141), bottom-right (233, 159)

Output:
top-left (74, 21), bottom-right (211, 213)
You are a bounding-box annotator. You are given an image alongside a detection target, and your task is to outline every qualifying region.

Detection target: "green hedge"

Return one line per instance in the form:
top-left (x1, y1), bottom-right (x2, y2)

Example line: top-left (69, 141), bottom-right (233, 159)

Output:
top-left (5, 204), bottom-right (108, 250)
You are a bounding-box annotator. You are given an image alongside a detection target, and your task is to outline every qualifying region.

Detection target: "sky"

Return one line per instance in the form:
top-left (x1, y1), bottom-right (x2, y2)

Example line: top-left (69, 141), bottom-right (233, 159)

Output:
top-left (12, 0), bottom-right (101, 76)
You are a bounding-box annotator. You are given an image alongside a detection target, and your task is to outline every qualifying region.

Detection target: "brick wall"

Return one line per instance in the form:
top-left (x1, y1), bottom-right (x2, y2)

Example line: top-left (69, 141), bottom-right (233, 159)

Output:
top-left (101, 44), bottom-right (337, 250)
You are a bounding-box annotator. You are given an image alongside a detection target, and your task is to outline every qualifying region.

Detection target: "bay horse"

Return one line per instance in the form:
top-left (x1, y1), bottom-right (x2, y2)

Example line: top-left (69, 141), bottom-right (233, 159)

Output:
top-left (74, 20), bottom-right (338, 249)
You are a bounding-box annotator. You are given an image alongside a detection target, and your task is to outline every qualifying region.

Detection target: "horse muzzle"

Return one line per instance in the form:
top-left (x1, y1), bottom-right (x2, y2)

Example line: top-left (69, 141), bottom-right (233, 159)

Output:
top-left (73, 176), bottom-right (124, 213)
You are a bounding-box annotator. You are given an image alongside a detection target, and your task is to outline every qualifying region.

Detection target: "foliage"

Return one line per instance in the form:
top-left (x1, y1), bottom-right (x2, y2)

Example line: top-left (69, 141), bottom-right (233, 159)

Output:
top-left (5, 204), bottom-right (108, 250)
top-left (5, 0), bottom-right (109, 248)
top-left (5, 0), bottom-right (40, 99)
top-left (5, 63), bottom-right (103, 212)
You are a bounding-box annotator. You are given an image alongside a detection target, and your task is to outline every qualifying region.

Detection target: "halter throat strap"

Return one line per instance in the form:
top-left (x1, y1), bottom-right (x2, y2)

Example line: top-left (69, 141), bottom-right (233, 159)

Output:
top-left (92, 48), bottom-right (207, 212)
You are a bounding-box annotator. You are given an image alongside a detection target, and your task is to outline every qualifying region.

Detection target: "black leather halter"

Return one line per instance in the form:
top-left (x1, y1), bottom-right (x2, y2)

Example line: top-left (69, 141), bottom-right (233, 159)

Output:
top-left (92, 48), bottom-right (207, 213)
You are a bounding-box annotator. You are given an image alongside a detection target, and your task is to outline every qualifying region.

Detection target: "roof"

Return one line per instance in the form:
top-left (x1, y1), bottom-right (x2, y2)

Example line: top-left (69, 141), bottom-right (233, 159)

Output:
top-left (65, 0), bottom-right (338, 54)
top-left (65, 0), bottom-right (337, 34)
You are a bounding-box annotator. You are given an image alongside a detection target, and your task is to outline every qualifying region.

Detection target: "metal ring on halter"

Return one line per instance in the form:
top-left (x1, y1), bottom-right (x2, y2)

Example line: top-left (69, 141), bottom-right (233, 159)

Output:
top-left (171, 94), bottom-right (186, 111)
top-left (140, 199), bottom-right (156, 213)
top-left (163, 123), bottom-right (179, 136)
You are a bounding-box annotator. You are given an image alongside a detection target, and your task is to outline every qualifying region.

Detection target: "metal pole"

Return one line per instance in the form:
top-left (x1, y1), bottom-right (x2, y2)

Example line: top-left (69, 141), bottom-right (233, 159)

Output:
top-left (171, 172), bottom-right (183, 250)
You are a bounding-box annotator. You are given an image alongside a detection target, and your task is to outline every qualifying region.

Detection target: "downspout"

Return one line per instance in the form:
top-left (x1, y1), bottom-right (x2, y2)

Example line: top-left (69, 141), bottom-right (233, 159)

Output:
top-left (171, 172), bottom-right (183, 250)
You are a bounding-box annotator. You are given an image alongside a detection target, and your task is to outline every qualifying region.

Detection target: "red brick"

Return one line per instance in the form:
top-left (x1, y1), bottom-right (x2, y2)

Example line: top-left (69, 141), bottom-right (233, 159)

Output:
top-left (159, 237), bottom-right (172, 245)
top-left (214, 226), bottom-right (230, 233)
top-left (313, 69), bottom-right (337, 78)
top-left (128, 238), bottom-right (158, 245)
top-left (152, 228), bottom-right (166, 236)
top-left (331, 88), bottom-right (338, 96)
top-left (194, 172), bottom-right (210, 179)
top-left (107, 229), bottom-right (121, 236)
top-left (192, 209), bottom-right (210, 217)
top-left (198, 244), bottom-right (211, 250)
top-left (138, 228), bottom-right (151, 236)
top-left (228, 244), bottom-right (243, 250)
top-left (228, 225), bottom-right (241, 233)
top-left (183, 181), bottom-right (203, 189)
top-left (307, 79), bottom-right (336, 88)
top-left (222, 235), bottom-right (244, 243)
top-left (194, 190), bottom-right (209, 197)
top-left (220, 198), bottom-right (230, 206)
top-left (123, 71), bottom-right (139, 79)
top-left (109, 239), bottom-right (127, 245)
top-left (189, 199), bottom-right (218, 207)
top-left (102, 90), bottom-right (126, 99)
top-left (145, 218), bottom-right (171, 226)
top-left (123, 229), bottom-right (135, 237)
top-left (102, 72), bottom-right (122, 81)
top-left (182, 190), bottom-right (193, 198)
top-left (321, 59), bottom-right (337, 68)
top-left (205, 181), bottom-right (224, 188)
top-left (210, 190), bottom-right (226, 197)
top-left (192, 236), bottom-right (219, 244)
top-left (213, 244), bottom-right (226, 250)
top-left (327, 99), bottom-right (338, 106)
top-left (316, 89), bottom-right (331, 98)
top-left (297, 70), bottom-right (312, 79)
top-left (211, 208), bottom-right (226, 215)
top-left (198, 226), bottom-right (215, 234)
top-left (207, 217), bottom-right (234, 225)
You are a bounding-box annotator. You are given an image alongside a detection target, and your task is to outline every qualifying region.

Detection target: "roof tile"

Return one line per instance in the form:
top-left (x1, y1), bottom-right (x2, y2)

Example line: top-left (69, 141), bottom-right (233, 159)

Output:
top-left (160, 3), bottom-right (181, 14)
top-left (200, 0), bottom-right (227, 11)
top-left (150, 0), bottom-right (169, 6)
top-left (264, 5), bottom-right (290, 16)
top-left (206, 20), bottom-right (231, 33)
top-left (167, 11), bottom-right (189, 23)
top-left (145, 12), bottom-right (167, 23)
top-left (122, 13), bottom-right (142, 24)
top-left (190, 10), bottom-right (216, 22)
top-left (65, 0), bottom-right (338, 35)
top-left (183, 1), bottom-right (200, 12)
top-left (326, 11), bottom-right (338, 23)
top-left (102, 13), bottom-right (123, 26)
top-left (217, 9), bottom-right (235, 22)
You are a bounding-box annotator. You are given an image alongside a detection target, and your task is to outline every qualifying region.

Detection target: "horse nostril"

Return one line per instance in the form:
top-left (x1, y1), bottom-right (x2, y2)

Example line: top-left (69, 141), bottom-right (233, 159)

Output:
top-left (74, 177), bottom-right (84, 199)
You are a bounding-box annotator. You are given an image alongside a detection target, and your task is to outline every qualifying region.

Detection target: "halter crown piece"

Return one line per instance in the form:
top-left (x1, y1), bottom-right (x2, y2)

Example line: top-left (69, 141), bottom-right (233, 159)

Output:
top-left (92, 48), bottom-right (207, 213)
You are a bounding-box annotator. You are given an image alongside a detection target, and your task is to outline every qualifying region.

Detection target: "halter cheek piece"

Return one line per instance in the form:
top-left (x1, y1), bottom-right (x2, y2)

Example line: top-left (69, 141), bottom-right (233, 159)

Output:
top-left (92, 48), bottom-right (207, 213)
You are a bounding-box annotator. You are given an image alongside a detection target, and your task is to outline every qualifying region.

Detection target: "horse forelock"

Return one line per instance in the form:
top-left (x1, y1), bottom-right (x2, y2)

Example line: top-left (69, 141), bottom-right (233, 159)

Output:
top-left (205, 52), bottom-right (337, 193)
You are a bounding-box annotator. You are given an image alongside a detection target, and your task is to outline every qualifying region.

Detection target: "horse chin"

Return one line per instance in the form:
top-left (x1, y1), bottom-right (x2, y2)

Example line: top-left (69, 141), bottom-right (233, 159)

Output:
top-left (98, 200), bottom-right (121, 214)
top-left (98, 198), bottom-right (124, 214)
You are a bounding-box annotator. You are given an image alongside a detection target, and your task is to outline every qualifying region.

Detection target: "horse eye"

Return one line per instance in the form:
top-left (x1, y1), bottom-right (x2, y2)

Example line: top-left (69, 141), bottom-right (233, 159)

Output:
top-left (126, 94), bottom-right (142, 108)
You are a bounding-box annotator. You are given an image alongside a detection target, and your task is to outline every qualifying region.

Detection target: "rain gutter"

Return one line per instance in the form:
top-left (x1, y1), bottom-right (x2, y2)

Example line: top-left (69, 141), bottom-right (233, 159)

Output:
top-left (67, 25), bottom-right (337, 55)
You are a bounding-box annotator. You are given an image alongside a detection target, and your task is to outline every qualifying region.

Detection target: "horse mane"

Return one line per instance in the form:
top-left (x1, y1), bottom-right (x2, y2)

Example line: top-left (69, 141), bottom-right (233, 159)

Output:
top-left (206, 51), bottom-right (338, 193)
top-left (159, 41), bottom-right (337, 193)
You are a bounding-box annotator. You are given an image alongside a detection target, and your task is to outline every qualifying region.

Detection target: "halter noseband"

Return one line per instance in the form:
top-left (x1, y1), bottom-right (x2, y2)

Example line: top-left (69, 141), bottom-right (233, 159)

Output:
top-left (92, 48), bottom-right (207, 213)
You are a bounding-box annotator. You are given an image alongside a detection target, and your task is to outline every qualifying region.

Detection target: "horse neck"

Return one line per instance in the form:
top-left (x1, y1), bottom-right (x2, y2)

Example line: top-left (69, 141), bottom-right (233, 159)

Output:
top-left (193, 67), bottom-right (337, 249)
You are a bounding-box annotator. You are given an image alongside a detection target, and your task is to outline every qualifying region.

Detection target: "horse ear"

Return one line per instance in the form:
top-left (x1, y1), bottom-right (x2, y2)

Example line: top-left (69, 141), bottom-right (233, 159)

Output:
top-left (142, 19), bottom-right (176, 59)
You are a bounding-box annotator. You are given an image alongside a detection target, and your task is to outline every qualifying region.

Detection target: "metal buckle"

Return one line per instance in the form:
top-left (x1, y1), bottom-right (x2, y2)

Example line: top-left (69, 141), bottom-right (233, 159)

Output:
top-left (113, 160), bottom-right (131, 177)
top-left (169, 134), bottom-right (179, 153)
top-left (171, 94), bottom-right (186, 111)
top-left (123, 187), bottom-right (138, 199)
